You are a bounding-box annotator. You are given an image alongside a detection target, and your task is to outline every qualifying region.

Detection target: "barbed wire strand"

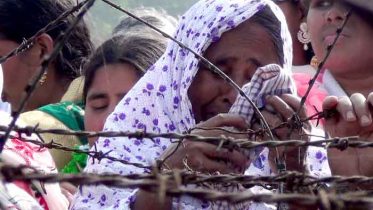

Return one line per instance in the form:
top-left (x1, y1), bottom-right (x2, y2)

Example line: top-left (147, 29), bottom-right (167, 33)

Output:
top-left (2, 163), bottom-right (373, 209)
top-left (100, 0), bottom-right (277, 148)
top-left (0, 0), bottom-right (96, 153)
top-left (295, 10), bottom-right (352, 116)
top-left (2, 124), bottom-right (370, 150)
top-left (0, 1), bottom-right (369, 209)
top-left (0, 0), bottom-right (89, 64)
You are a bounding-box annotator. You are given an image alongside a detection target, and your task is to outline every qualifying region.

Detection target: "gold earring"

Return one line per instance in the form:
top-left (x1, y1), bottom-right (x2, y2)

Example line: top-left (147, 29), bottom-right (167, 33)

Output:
top-left (311, 56), bottom-right (319, 69)
top-left (39, 72), bottom-right (48, 86)
top-left (297, 22), bottom-right (311, 51)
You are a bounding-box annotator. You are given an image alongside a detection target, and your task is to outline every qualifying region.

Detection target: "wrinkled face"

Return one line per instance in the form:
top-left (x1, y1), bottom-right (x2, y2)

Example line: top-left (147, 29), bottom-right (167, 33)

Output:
top-left (188, 19), bottom-right (281, 124)
top-left (84, 63), bottom-right (141, 145)
top-left (0, 38), bottom-right (39, 108)
top-left (307, 0), bottom-right (373, 76)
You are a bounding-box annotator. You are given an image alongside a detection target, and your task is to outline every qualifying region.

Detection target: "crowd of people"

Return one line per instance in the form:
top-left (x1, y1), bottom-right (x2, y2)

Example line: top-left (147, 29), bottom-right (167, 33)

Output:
top-left (0, 0), bottom-right (372, 209)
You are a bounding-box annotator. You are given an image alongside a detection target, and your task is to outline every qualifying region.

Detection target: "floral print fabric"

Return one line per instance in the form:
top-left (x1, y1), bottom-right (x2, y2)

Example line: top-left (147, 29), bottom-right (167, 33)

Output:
top-left (71, 0), bottom-right (329, 209)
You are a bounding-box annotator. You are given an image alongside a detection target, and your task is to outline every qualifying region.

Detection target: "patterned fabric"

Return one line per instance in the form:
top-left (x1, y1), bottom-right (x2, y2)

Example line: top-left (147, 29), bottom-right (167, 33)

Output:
top-left (230, 64), bottom-right (296, 124)
top-left (38, 101), bottom-right (87, 145)
top-left (292, 72), bottom-right (328, 127)
top-left (71, 0), bottom-right (328, 209)
top-left (0, 112), bottom-right (70, 210)
top-left (21, 77), bottom-right (87, 171)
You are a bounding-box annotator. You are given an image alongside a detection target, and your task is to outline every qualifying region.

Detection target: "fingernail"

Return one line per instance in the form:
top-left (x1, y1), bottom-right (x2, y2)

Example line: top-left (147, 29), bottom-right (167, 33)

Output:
top-left (346, 111), bottom-right (356, 121)
top-left (361, 115), bottom-right (372, 126)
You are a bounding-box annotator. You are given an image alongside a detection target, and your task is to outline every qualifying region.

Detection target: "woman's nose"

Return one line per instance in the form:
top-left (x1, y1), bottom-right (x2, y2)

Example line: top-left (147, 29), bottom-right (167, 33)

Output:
top-left (221, 72), bottom-right (248, 107)
top-left (222, 85), bottom-right (238, 107)
top-left (326, 3), bottom-right (350, 24)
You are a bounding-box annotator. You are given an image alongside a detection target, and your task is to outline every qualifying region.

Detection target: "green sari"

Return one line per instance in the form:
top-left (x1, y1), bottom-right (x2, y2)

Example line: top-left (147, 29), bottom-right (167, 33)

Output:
top-left (38, 101), bottom-right (89, 174)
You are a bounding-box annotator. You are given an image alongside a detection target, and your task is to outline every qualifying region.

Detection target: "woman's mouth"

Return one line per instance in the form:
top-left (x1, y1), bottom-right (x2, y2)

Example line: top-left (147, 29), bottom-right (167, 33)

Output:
top-left (323, 29), bottom-right (349, 46)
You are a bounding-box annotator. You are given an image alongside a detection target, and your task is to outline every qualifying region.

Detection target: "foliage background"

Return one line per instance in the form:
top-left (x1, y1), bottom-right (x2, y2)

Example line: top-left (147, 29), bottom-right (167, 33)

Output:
top-left (87, 0), bottom-right (197, 44)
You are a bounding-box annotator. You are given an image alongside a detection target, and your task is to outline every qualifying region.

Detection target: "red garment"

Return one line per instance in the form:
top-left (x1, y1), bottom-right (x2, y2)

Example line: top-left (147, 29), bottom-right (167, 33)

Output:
top-left (0, 111), bottom-right (69, 210)
top-left (293, 73), bottom-right (328, 128)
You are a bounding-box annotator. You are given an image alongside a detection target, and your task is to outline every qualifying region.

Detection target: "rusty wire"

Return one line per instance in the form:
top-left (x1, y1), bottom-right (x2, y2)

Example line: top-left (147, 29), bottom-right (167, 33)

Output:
top-left (0, 0), bottom-right (97, 153)
top-left (0, 0), bottom-right (367, 209)
top-left (3, 163), bottom-right (373, 188)
top-left (0, 0), bottom-right (90, 64)
top-left (0, 124), bottom-right (370, 152)
top-left (1, 163), bottom-right (373, 209)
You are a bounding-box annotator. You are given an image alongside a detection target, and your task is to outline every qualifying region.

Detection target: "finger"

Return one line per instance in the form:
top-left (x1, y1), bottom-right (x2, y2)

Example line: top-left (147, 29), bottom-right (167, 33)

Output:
top-left (322, 96), bottom-right (339, 110)
top-left (350, 93), bottom-right (372, 127)
top-left (261, 110), bottom-right (283, 128)
top-left (280, 94), bottom-right (308, 119)
top-left (323, 96), bottom-right (339, 129)
top-left (266, 95), bottom-right (294, 121)
top-left (61, 188), bottom-right (74, 205)
top-left (336, 96), bottom-right (357, 122)
top-left (198, 114), bottom-right (249, 130)
top-left (367, 92), bottom-right (373, 111)
top-left (191, 141), bottom-right (247, 170)
top-left (208, 148), bottom-right (248, 169)
top-left (60, 182), bottom-right (77, 195)
top-left (194, 157), bottom-right (231, 174)
top-left (191, 128), bottom-right (248, 140)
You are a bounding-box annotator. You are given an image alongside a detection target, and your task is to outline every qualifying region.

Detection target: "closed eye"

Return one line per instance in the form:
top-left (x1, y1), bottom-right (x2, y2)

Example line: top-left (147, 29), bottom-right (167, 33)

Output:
top-left (87, 93), bottom-right (109, 111)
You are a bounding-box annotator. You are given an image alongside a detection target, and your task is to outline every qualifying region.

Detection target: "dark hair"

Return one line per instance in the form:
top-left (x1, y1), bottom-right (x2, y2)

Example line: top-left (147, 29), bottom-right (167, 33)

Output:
top-left (252, 5), bottom-right (285, 66)
top-left (0, 0), bottom-right (94, 80)
top-left (112, 7), bottom-right (177, 36)
top-left (83, 34), bottom-right (167, 101)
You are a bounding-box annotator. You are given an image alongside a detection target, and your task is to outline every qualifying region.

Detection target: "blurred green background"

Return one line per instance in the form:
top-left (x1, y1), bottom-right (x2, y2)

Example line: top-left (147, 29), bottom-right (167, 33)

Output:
top-left (87, 0), bottom-right (198, 43)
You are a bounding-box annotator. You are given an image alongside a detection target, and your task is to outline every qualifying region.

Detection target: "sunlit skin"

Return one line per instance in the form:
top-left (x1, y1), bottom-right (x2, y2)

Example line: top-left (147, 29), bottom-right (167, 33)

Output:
top-left (134, 17), bottom-right (310, 210)
top-left (275, 1), bottom-right (308, 66)
top-left (84, 63), bottom-right (141, 146)
top-left (308, 0), bottom-right (373, 83)
top-left (188, 19), bottom-right (280, 124)
top-left (0, 34), bottom-right (69, 111)
top-left (307, 0), bottom-right (373, 177)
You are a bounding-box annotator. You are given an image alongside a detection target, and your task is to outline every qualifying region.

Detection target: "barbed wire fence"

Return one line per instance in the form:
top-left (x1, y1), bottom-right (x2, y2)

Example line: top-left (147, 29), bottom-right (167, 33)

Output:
top-left (0, 0), bottom-right (368, 209)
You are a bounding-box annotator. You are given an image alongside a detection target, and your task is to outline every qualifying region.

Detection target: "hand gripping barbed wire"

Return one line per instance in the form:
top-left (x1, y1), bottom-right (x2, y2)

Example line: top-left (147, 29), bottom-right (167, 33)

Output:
top-left (0, 1), bottom-right (368, 209)
top-left (2, 163), bottom-right (373, 209)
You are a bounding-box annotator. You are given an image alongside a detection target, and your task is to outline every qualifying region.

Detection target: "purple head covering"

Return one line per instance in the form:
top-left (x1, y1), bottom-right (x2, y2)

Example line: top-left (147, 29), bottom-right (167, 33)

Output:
top-left (71, 0), bottom-right (294, 209)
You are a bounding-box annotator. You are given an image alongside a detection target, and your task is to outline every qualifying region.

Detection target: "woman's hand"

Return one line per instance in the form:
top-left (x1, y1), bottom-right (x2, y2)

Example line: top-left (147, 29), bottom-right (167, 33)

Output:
top-left (159, 114), bottom-right (251, 174)
top-left (254, 94), bottom-right (311, 173)
top-left (60, 182), bottom-right (77, 206)
top-left (323, 93), bottom-right (373, 176)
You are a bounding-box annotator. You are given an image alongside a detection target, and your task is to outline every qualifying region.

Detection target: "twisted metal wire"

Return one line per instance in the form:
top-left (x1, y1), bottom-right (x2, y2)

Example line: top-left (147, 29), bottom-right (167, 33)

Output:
top-left (0, 0), bottom-right (97, 153)
top-left (1, 124), bottom-right (371, 151)
top-left (1, 163), bottom-right (373, 209)
top-left (0, 0), bottom-right (89, 64)
top-left (0, 0), bottom-right (368, 209)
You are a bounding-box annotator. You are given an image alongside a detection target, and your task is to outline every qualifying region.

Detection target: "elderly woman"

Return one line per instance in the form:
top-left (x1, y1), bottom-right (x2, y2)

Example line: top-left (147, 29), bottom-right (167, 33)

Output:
top-left (294, 0), bottom-right (373, 177)
top-left (71, 0), bottom-right (327, 209)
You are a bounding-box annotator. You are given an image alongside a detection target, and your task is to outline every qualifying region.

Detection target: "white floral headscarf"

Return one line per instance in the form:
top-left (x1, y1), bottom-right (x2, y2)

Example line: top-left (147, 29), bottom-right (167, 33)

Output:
top-left (72, 0), bottom-right (294, 209)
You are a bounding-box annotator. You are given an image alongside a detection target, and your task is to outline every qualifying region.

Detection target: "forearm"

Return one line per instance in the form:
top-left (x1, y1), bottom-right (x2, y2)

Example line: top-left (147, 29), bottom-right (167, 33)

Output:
top-left (132, 189), bottom-right (172, 210)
